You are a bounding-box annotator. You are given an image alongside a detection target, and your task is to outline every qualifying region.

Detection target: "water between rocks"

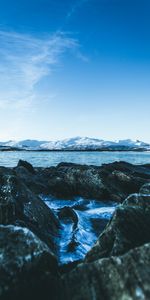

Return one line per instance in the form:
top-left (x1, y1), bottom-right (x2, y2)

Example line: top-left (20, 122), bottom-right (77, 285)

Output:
top-left (41, 195), bottom-right (117, 265)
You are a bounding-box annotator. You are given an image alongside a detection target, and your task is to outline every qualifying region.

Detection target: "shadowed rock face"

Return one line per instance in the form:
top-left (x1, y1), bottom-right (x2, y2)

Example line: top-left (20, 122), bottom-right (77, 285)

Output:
top-left (0, 161), bottom-right (150, 300)
top-left (0, 170), bottom-right (60, 252)
top-left (0, 225), bottom-right (60, 300)
top-left (63, 243), bottom-right (150, 300)
top-left (86, 184), bottom-right (150, 263)
top-left (48, 162), bottom-right (150, 202)
top-left (62, 184), bottom-right (150, 300)
top-left (17, 160), bottom-right (36, 174)
top-left (19, 161), bottom-right (150, 202)
top-left (58, 207), bottom-right (78, 229)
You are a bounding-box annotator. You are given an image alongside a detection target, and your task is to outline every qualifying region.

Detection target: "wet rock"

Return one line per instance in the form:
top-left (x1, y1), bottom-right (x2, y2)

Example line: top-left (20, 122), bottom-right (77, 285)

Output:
top-left (0, 174), bottom-right (60, 251)
top-left (17, 159), bottom-right (35, 174)
top-left (139, 182), bottom-right (150, 195)
top-left (14, 165), bottom-right (49, 194)
top-left (58, 207), bottom-right (78, 230)
top-left (62, 184), bottom-right (150, 300)
top-left (61, 182), bottom-right (150, 300)
top-left (0, 225), bottom-right (60, 300)
top-left (40, 161), bottom-right (150, 201)
top-left (67, 238), bottom-right (79, 252)
top-left (10, 160), bottom-right (150, 201)
top-left (91, 217), bottom-right (108, 236)
top-left (59, 260), bottom-right (82, 274)
top-left (58, 207), bottom-right (79, 253)
top-left (63, 243), bottom-right (150, 300)
top-left (1, 160), bottom-right (150, 300)
top-left (86, 186), bottom-right (150, 263)
top-left (46, 163), bottom-right (107, 199)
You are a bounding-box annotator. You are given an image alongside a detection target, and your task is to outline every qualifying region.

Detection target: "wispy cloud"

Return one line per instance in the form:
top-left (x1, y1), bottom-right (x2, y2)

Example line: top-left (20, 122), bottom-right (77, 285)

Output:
top-left (0, 30), bottom-right (79, 109)
top-left (66, 0), bottom-right (89, 20)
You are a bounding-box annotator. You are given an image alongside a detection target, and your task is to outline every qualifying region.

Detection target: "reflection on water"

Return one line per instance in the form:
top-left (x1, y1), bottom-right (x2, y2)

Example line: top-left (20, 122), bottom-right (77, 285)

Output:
top-left (41, 195), bottom-right (117, 264)
top-left (0, 150), bottom-right (150, 167)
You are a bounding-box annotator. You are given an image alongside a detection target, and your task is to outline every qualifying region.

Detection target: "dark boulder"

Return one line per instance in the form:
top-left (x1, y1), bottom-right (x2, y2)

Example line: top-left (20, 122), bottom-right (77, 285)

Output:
top-left (62, 184), bottom-right (150, 299)
top-left (0, 225), bottom-right (60, 300)
top-left (10, 160), bottom-right (150, 201)
top-left (58, 207), bottom-right (78, 230)
top-left (139, 182), bottom-right (150, 195)
top-left (86, 186), bottom-right (150, 263)
top-left (0, 174), bottom-right (60, 251)
top-left (38, 161), bottom-right (150, 201)
top-left (58, 207), bottom-right (79, 253)
top-left (14, 165), bottom-right (49, 194)
top-left (46, 163), bottom-right (107, 199)
top-left (63, 243), bottom-right (150, 300)
top-left (17, 159), bottom-right (35, 174)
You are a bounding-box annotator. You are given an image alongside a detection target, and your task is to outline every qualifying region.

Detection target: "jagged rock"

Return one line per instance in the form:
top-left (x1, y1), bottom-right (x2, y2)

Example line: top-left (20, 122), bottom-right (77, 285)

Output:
top-left (14, 165), bottom-right (49, 194)
top-left (10, 161), bottom-right (150, 201)
top-left (58, 207), bottom-right (78, 229)
top-left (62, 183), bottom-right (150, 300)
top-left (63, 243), bottom-right (150, 300)
top-left (0, 161), bottom-right (150, 300)
top-left (0, 225), bottom-right (60, 300)
top-left (17, 159), bottom-right (35, 174)
top-left (86, 187), bottom-right (150, 263)
top-left (0, 174), bottom-right (60, 251)
top-left (39, 161), bottom-right (150, 201)
top-left (139, 183), bottom-right (150, 195)
top-left (46, 163), bottom-right (107, 199)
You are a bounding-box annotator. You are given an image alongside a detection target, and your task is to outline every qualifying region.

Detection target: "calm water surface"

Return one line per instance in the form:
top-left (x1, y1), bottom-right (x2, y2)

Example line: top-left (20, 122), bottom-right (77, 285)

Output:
top-left (0, 151), bottom-right (150, 167)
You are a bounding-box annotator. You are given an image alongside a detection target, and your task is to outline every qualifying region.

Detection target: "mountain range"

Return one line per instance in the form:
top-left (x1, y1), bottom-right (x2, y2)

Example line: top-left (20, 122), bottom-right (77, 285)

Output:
top-left (0, 137), bottom-right (150, 151)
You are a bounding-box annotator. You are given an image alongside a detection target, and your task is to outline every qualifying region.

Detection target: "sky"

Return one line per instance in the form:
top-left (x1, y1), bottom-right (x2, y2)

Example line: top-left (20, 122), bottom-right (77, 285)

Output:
top-left (0, 0), bottom-right (150, 142)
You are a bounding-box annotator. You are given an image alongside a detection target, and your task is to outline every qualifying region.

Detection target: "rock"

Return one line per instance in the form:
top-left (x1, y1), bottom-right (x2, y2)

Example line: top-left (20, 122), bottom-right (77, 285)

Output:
top-left (0, 225), bottom-right (60, 300)
top-left (58, 207), bottom-right (78, 230)
top-left (140, 183), bottom-right (150, 195)
top-left (39, 161), bottom-right (150, 201)
top-left (0, 174), bottom-right (60, 251)
top-left (17, 159), bottom-right (35, 174)
top-left (14, 165), bottom-right (49, 194)
top-left (59, 260), bottom-right (82, 274)
top-left (46, 163), bottom-right (107, 199)
top-left (58, 207), bottom-right (79, 253)
top-left (62, 184), bottom-right (150, 299)
top-left (86, 187), bottom-right (150, 263)
top-left (10, 160), bottom-right (150, 201)
top-left (0, 161), bottom-right (150, 299)
top-left (91, 217), bottom-right (109, 236)
top-left (63, 243), bottom-right (150, 300)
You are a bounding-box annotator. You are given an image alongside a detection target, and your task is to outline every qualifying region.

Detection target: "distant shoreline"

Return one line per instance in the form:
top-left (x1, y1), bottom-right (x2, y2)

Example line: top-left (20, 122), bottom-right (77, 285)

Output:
top-left (0, 148), bottom-right (149, 152)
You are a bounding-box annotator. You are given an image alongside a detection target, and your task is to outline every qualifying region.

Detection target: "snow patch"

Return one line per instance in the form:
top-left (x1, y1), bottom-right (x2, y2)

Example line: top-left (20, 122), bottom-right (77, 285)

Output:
top-left (0, 137), bottom-right (150, 151)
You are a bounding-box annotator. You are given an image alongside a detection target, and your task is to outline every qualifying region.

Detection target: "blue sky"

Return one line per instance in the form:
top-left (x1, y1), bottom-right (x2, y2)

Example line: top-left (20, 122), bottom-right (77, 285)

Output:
top-left (0, 0), bottom-right (150, 141)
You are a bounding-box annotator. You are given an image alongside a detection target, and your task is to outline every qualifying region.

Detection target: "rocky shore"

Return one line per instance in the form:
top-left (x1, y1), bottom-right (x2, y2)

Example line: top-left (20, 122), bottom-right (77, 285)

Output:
top-left (0, 160), bottom-right (150, 299)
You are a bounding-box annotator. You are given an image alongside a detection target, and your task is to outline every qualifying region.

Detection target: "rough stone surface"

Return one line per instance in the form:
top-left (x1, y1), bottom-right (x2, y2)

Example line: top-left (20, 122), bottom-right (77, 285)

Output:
top-left (63, 243), bottom-right (150, 300)
top-left (0, 225), bottom-right (60, 300)
top-left (0, 173), bottom-right (60, 251)
top-left (0, 161), bottom-right (150, 300)
top-left (17, 159), bottom-right (36, 174)
top-left (6, 161), bottom-right (150, 202)
top-left (62, 182), bottom-right (150, 300)
top-left (86, 190), bottom-right (150, 262)
top-left (38, 161), bottom-right (150, 201)
top-left (14, 164), bottom-right (49, 194)
top-left (139, 182), bottom-right (150, 195)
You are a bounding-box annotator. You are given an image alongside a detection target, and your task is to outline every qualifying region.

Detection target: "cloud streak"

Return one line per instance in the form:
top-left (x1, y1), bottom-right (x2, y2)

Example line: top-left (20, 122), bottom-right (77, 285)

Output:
top-left (66, 0), bottom-right (89, 20)
top-left (0, 30), bottom-right (79, 109)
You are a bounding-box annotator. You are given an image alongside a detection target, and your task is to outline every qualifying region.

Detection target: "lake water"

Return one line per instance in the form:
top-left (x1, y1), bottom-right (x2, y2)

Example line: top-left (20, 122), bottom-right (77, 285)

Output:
top-left (0, 150), bottom-right (150, 167)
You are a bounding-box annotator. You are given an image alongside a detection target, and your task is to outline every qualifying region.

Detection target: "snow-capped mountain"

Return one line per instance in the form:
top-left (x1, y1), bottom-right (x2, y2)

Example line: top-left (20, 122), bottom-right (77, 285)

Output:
top-left (0, 137), bottom-right (150, 151)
